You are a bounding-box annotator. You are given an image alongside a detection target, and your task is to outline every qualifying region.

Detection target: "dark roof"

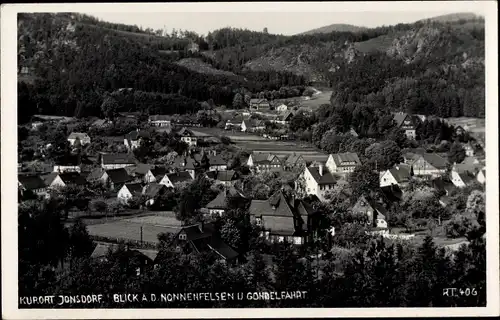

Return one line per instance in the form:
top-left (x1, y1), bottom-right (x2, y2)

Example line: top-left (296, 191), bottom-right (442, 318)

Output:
top-left (329, 152), bottom-right (361, 167)
top-left (86, 168), bottom-right (105, 181)
top-left (208, 237), bottom-right (239, 260)
top-left (461, 156), bottom-right (480, 166)
top-left (193, 153), bottom-right (227, 166)
top-left (422, 153), bottom-right (448, 169)
top-left (92, 119), bottom-right (107, 127)
top-left (129, 163), bottom-right (153, 176)
top-left (90, 243), bottom-right (119, 259)
top-left (453, 163), bottom-right (482, 174)
top-left (143, 183), bottom-right (166, 198)
top-left (179, 222), bottom-right (216, 241)
top-left (394, 112), bottom-right (410, 127)
top-left (105, 168), bottom-right (133, 184)
top-left (388, 164), bottom-right (412, 183)
top-left (152, 166), bottom-right (168, 179)
top-left (18, 175), bottom-right (46, 190)
top-left (381, 185), bottom-right (403, 202)
top-left (173, 156), bottom-right (199, 171)
top-left (307, 166), bottom-right (336, 185)
top-left (102, 153), bottom-right (136, 165)
top-left (206, 192), bottom-right (229, 209)
top-left (261, 216), bottom-right (296, 235)
top-left (458, 172), bottom-right (476, 185)
top-left (124, 183), bottom-right (144, 196)
top-left (59, 172), bottom-right (86, 186)
top-left (166, 171), bottom-right (193, 184)
top-left (149, 115), bottom-right (171, 121)
top-left (251, 152), bottom-right (281, 165)
top-left (134, 249), bottom-right (159, 261)
top-left (285, 155), bottom-right (305, 165)
top-left (206, 170), bottom-right (237, 182)
top-left (279, 111), bottom-right (294, 121)
top-left (432, 178), bottom-right (455, 194)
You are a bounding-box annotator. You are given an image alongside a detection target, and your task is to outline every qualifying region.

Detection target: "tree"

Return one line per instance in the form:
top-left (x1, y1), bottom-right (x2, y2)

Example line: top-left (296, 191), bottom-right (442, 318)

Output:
top-left (348, 164), bottom-right (380, 200)
top-left (232, 93), bottom-right (244, 109)
top-left (448, 142), bottom-right (466, 164)
top-left (68, 219), bottom-right (94, 259)
top-left (364, 140), bottom-right (402, 171)
top-left (100, 95), bottom-right (119, 120)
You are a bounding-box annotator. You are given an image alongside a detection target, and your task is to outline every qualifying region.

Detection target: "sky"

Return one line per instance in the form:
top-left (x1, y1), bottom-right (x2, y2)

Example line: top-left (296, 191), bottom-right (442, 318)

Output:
top-left (80, 10), bottom-right (485, 36)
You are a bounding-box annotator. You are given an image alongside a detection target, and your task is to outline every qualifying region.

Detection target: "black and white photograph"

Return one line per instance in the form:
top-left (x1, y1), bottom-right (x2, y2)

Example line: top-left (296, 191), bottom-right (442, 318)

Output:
top-left (1, 1), bottom-right (499, 318)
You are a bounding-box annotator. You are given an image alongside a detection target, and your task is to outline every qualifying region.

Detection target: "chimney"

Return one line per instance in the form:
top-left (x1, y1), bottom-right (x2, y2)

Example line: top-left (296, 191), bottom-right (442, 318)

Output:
top-left (318, 164), bottom-right (324, 176)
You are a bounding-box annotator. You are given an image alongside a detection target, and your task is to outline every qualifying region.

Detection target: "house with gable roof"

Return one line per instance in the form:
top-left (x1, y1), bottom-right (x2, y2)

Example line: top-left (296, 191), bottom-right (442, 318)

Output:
top-left (241, 119), bottom-right (265, 132)
top-left (159, 171), bottom-right (194, 188)
top-left (177, 127), bottom-right (198, 147)
top-left (205, 170), bottom-right (238, 186)
top-left (102, 168), bottom-right (134, 190)
top-left (124, 129), bottom-right (151, 150)
top-left (249, 98), bottom-right (270, 110)
top-left (101, 153), bottom-right (137, 170)
top-left (174, 222), bottom-right (239, 263)
top-left (246, 152), bottom-right (283, 172)
top-left (249, 191), bottom-right (317, 245)
top-left (352, 195), bottom-right (388, 229)
top-left (407, 153), bottom-right (448, 177)
top-left (43, 172), bottom-right (86, 189)
top-left (284, 154), bottom-right (307, 171)
top-left (67, 132), bottom-right (91, 146)
top-left (450, 163), bottom-right (482, 188)
top-left (117, 182), bottom-right (144, 205)
top-left (203, 186), bottom-right (247, 216)
top-left (301, 164), bottom-right (337, 202)
top-left (379, 164), bottom-right (412, 188)
top-left (393, 112), bottom-right (421, 139)
top-left (326, 152), bottom-right (361, 174)
top-left (18, 174), bottom-right (48, 199)
top-left (126, 163), bottom-right (156, 184)
top-left (148, 115), bottom-right (172, 127)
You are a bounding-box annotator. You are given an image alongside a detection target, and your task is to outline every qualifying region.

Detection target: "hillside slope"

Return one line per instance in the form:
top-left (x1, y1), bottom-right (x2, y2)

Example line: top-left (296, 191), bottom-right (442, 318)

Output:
top-left (299, 24), bottom-right (367, 35)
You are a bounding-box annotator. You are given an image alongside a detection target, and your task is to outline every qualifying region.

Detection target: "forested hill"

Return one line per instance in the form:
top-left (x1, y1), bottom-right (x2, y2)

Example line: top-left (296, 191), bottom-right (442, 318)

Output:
top-left (18, 12), bottom-right (485, 122)
top-left (17, 13), bottom-right (306, 123)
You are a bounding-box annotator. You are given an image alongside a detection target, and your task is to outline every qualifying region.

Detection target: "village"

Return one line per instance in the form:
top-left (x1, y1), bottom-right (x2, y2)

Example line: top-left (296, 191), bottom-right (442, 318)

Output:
top-left (17, 94), bottom-right (487, 272)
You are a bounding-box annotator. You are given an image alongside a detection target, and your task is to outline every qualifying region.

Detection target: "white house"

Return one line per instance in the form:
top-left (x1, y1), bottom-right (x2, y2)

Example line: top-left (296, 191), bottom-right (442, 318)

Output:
top-left (159, 171), bottom-right (193, 188)
top-left (178, 128), bottom-right (198, 147)
top-left (67, 132), bottom-right (91, 146)
top-left (393, 112), bottom-right (420, 139)
top-left (101, 153), bottom-right (136, 170)
top-left (276, 104), bottom-right (288, 112)
top-left (117, 183), bottom-right (144, 205)
top-left (246, 152), bottom-right (282, 171)
top-left (124, 130), bottom-right (151, 150)
top-left (148, 115), bottom-right (171, 127)
top-left (326, 152), bottom-right (361, 175)
top-left (301, 164), bottom-right (336, 202)
top-left (450, 170), bottom-right (476, 188)
top-left (407, 153), bottom-right (448, 177)
top-left (241, 119), bottom-right (265, 132)
top-left (352, 195), bottom-right (388, 229)
top-left (477, 167), bottom-right (486, 185)
top-left (53, 165), bottom-right (81, 173)
top-left (379, 164), bottom-right (412, 188)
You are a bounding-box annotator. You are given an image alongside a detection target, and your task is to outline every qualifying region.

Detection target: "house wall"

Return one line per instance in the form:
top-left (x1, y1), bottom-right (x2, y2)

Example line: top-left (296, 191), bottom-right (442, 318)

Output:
top-left (380, 171), bottom-right (399, 187)
top-left (241, 122), bottom-right (247, 132)
top-left (376, 219), bottom-right (388, 229)
top-left (304, 169), bottom-right (319, 197)
top-left (412, 158), bottom-right (444, 177)
top-left (209, 165), bottom-right (227, 171)
top-left (144, 171), bottom-right (156, 183)
top-left (247, 155), bottom-right (254, 167)
top-left (50, 176), bottom-right (66, 189)
top-left (159, 176), bottom-right (174, 188)
top-left (53, 165), bottom-right (81, 173)
top-left (209, 209), bottom-right (225, 216)
top-left (102, 163), bottom-right (135, 170)
top-left (451, 171), bottom-right (466, 188)
top-left (405, 129), bottom-right (416, 139)
top-left (326, 155), bottom-right (337, 173)
top-left (181, 136), bottom-right (197, 147)
top-left (150, 120), bottom-right (171, 127)
top-left (117, 186), bottom-right (132, 204)
top-left (477, 171), bottom-right (486, 184)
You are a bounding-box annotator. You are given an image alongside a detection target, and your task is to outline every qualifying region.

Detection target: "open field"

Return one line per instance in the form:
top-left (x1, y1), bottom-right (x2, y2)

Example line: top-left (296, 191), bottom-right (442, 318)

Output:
top-left (86, 213), bottom-right (182, 245)
top-left (297, 90), bottom-right (332, 111)
top-left (443, 117), bottom-right (485, 133)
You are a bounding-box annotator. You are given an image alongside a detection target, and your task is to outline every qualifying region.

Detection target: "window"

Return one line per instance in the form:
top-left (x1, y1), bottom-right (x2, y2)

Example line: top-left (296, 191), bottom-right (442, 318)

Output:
top-left (179, 233), bottom-right (187, 240)
top-left (256, 218), bottom-right (263, 226)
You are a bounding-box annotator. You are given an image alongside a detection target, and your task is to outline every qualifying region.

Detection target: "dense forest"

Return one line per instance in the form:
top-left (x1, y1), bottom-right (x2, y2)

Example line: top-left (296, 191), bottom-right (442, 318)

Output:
top-left (17, 12), bottom-right (485, 123)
